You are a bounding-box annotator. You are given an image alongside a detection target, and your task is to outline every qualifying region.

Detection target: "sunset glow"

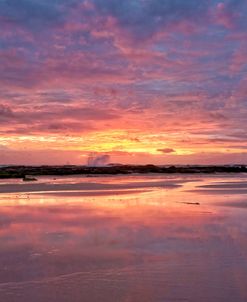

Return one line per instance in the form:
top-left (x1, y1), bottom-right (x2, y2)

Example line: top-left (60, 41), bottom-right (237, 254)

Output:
top-left (1, 0), bottom-right (247, 165)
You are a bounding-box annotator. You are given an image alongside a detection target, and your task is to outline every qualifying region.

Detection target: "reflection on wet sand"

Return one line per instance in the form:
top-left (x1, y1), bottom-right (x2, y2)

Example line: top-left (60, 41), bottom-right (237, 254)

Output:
top-left (0, 174), bottom-right (247, 302)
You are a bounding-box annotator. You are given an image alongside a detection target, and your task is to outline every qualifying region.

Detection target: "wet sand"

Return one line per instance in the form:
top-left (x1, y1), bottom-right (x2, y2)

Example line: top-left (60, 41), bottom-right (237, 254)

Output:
top-left (0, 174), bottom-right (247, 301)
top-left (0, 175), bottom-right (185, 194)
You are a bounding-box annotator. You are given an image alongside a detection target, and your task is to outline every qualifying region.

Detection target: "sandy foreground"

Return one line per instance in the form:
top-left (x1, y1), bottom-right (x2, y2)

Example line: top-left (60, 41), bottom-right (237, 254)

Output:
top-left (0, 174), bottom-right (247, 302)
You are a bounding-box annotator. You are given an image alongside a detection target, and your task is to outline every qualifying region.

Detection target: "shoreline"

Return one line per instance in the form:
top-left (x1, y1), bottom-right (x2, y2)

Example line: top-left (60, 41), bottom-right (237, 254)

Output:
top-left (1, 164), bottom-right (247, 179)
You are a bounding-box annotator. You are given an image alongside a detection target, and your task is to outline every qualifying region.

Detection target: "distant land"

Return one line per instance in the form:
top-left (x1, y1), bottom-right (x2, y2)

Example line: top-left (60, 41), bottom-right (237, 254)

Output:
top-left (0, 164), bottom-right (247, 179)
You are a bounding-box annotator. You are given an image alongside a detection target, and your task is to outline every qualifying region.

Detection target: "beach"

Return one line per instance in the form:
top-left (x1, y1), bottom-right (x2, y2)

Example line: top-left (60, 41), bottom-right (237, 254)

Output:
top-left (0, 174), bottom-right (247, 301)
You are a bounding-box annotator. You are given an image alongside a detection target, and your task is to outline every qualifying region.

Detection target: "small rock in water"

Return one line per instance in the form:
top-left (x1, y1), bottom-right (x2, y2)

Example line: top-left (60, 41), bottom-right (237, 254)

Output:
top-left (23, 176), bottom-right (38, 182)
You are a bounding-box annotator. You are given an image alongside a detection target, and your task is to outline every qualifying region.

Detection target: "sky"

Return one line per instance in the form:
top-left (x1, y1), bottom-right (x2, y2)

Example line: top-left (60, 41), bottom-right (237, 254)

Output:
top-left (0, 0), bottom-right (247, 165)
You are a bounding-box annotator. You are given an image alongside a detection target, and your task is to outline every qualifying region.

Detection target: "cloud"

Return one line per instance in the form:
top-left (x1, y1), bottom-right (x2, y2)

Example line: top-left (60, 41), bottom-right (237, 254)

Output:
top-left (157, 148), bottom-right (175, 154)
top-left (1, 0), bottom-right (247, 164)
top-left (0, 104), bottom-right (14, 117)
top-left (0, 103), bottom-right (120, 135)
top-left (0, 104), bottom-right (15, 124)
top-left (62, 106), bottom-right (119, 121)
top-left (0, 0), bottom-right (76, 31)
top-left (0, 144), bottom-right (9, 150)
top-left (93, 0), bottom-right (209, 39)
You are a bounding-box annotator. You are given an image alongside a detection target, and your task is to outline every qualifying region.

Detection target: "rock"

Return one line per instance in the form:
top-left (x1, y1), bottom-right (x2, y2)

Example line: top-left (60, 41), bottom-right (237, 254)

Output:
top-left (23, 176), bottom-right (38, 182)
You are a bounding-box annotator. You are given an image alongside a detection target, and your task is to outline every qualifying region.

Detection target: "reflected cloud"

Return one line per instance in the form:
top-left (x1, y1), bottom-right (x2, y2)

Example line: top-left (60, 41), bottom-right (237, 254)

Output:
top-left (1, 175), bottom-right (247, 300)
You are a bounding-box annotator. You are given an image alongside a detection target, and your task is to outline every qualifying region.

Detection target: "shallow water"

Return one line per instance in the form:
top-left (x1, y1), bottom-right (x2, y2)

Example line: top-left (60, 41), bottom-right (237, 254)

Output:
top-left (0, 174), bottom-right (247, 302)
